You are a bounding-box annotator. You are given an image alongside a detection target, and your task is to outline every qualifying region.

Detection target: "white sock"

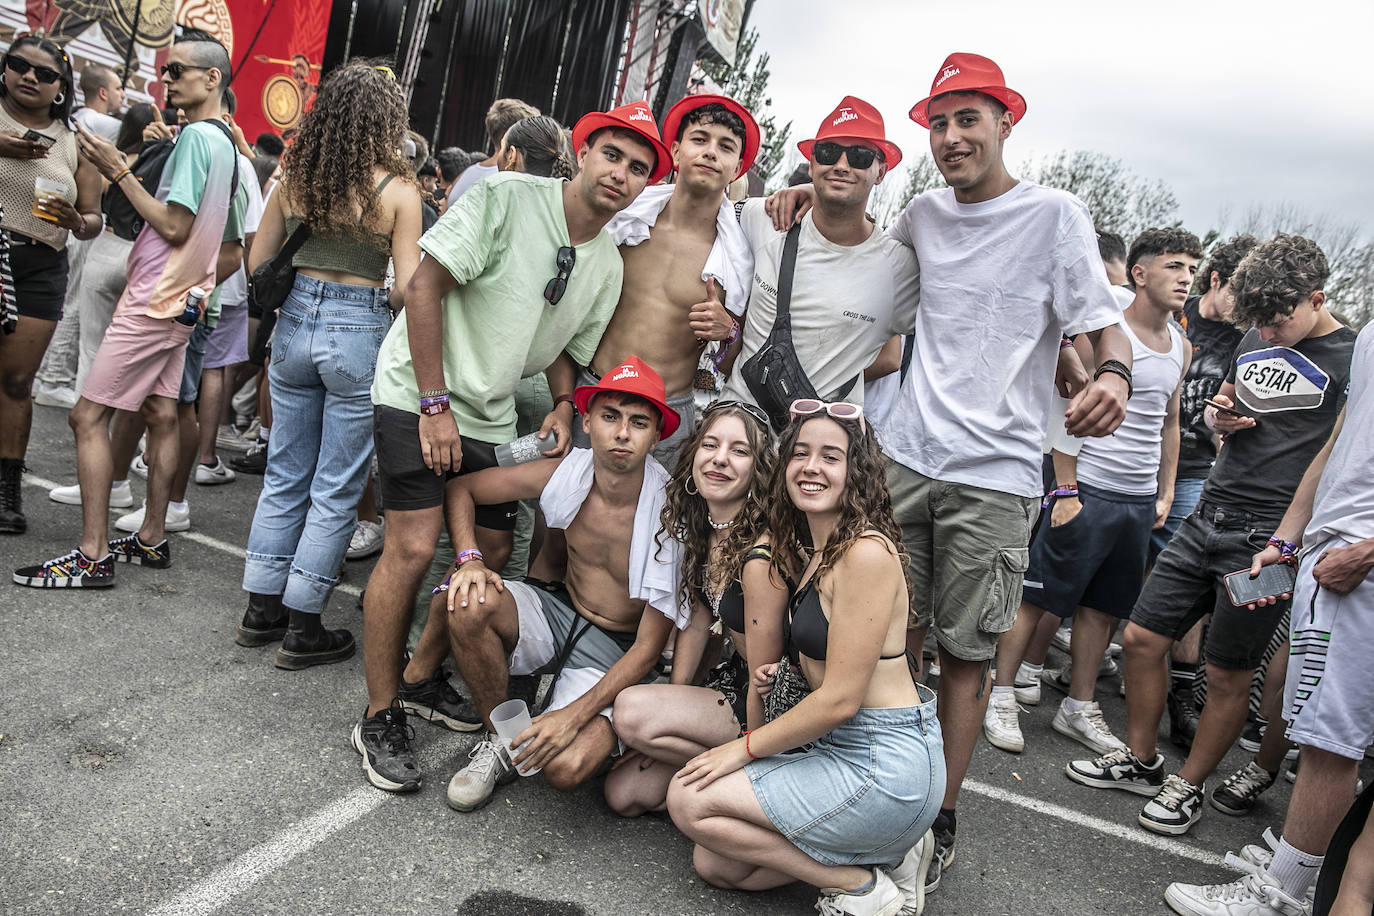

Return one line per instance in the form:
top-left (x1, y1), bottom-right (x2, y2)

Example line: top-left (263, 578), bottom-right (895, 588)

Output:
top-left (991, 685), bottom-right (1014, 697)
top-left (1063, 696), bottom-right (1088, 714)
top-left (169, 500), bottom-right (188, 513)
top-left (259, 425), bottom-right (270, 441)
top-left (1017, 661), bottom-right (1043, 681)
top-left (112, 479), bottom-right (128, 489)
top-left (1268, 837), bottom-right (1323, 900)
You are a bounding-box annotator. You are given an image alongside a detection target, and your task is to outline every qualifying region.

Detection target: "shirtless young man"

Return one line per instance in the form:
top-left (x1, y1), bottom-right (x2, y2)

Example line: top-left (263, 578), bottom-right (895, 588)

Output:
top-left (434, 357), bottom-right (689, 811)
top-left (577, 95), bottom-right (759, 468)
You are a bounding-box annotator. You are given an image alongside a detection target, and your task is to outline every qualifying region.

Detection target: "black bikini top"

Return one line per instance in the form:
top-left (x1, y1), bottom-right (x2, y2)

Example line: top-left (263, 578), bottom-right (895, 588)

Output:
top-left (788, 574), bottom-right (907, 663)
top-left (699, 545), bottom-right (775, 635)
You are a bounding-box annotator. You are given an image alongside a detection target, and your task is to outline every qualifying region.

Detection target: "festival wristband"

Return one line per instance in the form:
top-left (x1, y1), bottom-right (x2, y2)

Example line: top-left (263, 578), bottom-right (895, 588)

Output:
top-left (1266, 536), bottom-right (1298, 558)
top-left (1059, 336), bottom-right (1074, 350)
top-left (112, 168), bottom-right (132, 185)
top-left (1042, 485), bottom-right (1079, 509)
top-left (456, 548), bottom-right (484, 566)
top-left (1093, 359), bottom-right (1134, 399)
top-left (744, 730), bottom-right (759, 761)
top-left (419, 394), bottom-right (450, 416)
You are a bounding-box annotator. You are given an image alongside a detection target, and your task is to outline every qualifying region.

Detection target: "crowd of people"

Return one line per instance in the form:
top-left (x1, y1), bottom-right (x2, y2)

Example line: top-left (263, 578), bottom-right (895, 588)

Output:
top-left (2, 29), bottom-right (1371, 916)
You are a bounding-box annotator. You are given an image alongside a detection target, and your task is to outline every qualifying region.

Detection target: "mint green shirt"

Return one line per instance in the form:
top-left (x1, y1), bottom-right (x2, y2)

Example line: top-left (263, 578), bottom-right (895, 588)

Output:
top-left (371, 173), bottom-right (623, 442)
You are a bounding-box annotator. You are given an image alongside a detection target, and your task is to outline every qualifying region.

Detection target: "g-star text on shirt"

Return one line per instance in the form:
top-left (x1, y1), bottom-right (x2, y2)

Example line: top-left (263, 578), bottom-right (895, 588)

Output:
top-left (832, 108), bottom-right (858, 127)
top-left (843, 310), bottom-right (876, 323)
top-left (1235, 347), bottom-right (1330, 413)
top-left (936, 66), bottom-right (961, 88)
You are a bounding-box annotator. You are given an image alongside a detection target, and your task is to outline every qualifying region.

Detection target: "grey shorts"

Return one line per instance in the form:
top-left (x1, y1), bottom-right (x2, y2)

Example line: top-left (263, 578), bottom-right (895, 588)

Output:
top-left (885, 460), bottom-right (1038, 661)
top-left (571, 366), bottom-right (698, 472)
top-left (1284, 535), bottom-right (1374, 760)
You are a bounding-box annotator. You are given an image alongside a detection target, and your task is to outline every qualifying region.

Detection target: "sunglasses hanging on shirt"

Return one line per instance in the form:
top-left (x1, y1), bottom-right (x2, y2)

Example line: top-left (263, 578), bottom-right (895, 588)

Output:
top-left (543, 246), bottom-right (576, 306)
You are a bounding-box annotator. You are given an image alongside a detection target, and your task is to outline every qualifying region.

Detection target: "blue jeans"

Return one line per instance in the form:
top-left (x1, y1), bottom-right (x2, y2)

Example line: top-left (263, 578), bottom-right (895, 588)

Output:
top-left (1149, 476), bottom-right (1206, 561)
top-left (242, 274), bottom-right (390, 613)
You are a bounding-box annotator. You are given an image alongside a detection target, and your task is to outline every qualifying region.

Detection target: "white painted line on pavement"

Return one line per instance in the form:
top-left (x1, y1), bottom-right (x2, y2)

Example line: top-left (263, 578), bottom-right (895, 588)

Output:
top-left (146, 735), bottom-right (471, 916)
top-left (964, 778), bottom-right (1227, 867)
top-left (22, 474), bottom-right (364, 598)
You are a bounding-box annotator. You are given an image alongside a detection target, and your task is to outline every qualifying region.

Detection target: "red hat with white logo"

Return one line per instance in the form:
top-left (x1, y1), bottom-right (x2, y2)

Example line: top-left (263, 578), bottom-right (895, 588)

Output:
top-left (660, 93), bottom-right (761, 179)
top-left (574, 355), bottom-right (681, 439)
top-left (908, 52), bottom-right (1027, 128)
top-left (797, 96), bottom-right (902, 169)
top-left (571, 101), bottom-right (673, 183)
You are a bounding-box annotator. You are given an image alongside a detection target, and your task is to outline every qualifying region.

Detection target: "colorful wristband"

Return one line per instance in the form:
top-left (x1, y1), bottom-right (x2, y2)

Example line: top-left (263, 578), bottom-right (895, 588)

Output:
top-left (456, 548), bottom-right (484, 566)
top-left (419, 397), bottom-right (450, 416)
top-left (1266, 536), bottom-right (1298, 558)
top-left (1042, 485), bottom-right (1079, 508)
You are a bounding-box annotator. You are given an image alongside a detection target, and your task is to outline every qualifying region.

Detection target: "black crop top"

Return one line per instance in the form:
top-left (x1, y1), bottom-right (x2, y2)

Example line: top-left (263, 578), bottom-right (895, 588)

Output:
top-left (699, 545), bottom-right (775, 634)
top-left (788, 576), bottom-right (907, 662)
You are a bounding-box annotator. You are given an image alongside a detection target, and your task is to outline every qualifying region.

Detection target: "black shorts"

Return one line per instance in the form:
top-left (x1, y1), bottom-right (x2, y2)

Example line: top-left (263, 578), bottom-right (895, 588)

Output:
top-left (1022, 482), bottom-right (1155, 619)
top-left (6, 234), bottom-right (69, 321)
top-left (1130, 501), bottom-right (1290, 670)
top-left (372, 404), bottom-right (518, 530)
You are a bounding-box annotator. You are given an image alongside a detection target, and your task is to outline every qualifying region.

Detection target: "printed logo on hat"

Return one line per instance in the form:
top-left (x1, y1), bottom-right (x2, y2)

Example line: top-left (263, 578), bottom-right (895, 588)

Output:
top-left (832, 107), bottom-right (858, 127)
top-left (628, 105), bottom-right (654, 123)
top-left (936, 65), bottom-right (961, 88)
top-left (797, 95), bottom-right (903, 168)
top-left (610, 365), bottom-right (641, 381)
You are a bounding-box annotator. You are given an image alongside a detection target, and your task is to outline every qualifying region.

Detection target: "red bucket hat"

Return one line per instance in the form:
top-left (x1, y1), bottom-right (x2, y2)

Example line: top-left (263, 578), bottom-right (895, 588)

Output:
top-left (571, 101), bottom-right (672, 183)
top-left (660, 93), bottom-right (761, 179)
top-left (574, 355), bottom-right (681, 440)
top-left (909, 52), bottom-right (1027, 128)
top-left (797, 96), bottom-right (902, 169)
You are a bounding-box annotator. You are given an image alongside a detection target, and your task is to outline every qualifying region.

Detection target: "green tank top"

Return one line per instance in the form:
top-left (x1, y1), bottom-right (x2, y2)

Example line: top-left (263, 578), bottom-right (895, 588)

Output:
top-left (284, 175), bottom-right (394, 281)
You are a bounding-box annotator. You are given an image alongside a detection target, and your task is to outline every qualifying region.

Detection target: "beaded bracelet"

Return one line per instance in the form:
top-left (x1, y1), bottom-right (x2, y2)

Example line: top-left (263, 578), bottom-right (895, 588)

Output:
top-left (744, 729), bottom-right (759, 761)
top-left (1266, 536), bottom-right (1298, 558)
top-left (1042, 485), bottom-right (1079, 509)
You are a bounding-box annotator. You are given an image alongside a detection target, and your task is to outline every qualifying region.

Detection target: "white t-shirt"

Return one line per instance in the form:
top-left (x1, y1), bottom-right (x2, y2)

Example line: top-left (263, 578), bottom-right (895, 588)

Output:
top-left (878, 182), bottom-right (1123, 498)
top-left (1076, 318), bottom-right (1185, 496)
top-left (448, 162), bottom-right (499, 206)
top-left (218, 154), bottom-right (265, 306)
top-left (73, 106), bottom-right (120, 142)
top-left (1306, 322), bottom-right (1374, 545)
top-left (722, 199), bottom-right (920, 406)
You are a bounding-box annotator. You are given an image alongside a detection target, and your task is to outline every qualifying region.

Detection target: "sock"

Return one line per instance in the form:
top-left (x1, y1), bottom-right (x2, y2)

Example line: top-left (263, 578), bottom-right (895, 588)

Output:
top-left (169, 500), bottom-right (188, 513)
top-left (259, 425), bottom-right (270, 442)
top-left (1063, 696), bottom-right (1089, 714)
top-left (112, 479), bottom-right (128, 489)
top-left (1169, 661), bottom-right (1197, 691)
top-left (991, 685), bottom-right (1014, 697)
top-left (1017, 661), bottom-right (1043, 682)
top-left (1268, 837), bottom-right (1323, 900)
top-left (935, 807), bottom-right (956, 835)
top-left (848, 873), bottom-right (876, 895)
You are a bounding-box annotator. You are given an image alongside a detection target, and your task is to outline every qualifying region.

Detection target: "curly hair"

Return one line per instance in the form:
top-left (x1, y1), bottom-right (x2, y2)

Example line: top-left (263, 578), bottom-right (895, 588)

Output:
top-left (1, 35), bottom-right (74, 123)
top-left (1126, 227), bottom-right (1203, 276)
top-left (1229, 234), bottom-right (1330, 328)
top-left (765, 415), bottom-right (908, 593)
top-left (280, 60), bottom-right (414, 232)
top-left (1198, 233), bottom-right (1259, 291)
top-left (656, 406), bottom-right (777, 612)
top-left (675, 101), bottom-right (747, 146)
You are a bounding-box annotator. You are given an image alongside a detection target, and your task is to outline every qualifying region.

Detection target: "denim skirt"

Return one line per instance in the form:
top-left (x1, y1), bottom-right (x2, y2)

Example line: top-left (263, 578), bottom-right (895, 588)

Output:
top-left (746, 683), bottom-right (945, 868)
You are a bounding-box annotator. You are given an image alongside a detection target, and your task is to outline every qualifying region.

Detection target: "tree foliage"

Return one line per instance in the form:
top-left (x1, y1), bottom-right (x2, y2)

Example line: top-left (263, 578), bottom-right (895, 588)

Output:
top-left (1020, 150), bottom-right (1180, 240)
top-left (700, 27), bottom-right (791, 182)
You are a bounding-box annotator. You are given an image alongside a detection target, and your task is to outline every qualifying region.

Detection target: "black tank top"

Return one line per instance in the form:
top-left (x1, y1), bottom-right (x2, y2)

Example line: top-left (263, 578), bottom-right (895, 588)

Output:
top-left (787, 575), bottom-right (907, 662)
top-left (698, 545), bottom-right (775, 634)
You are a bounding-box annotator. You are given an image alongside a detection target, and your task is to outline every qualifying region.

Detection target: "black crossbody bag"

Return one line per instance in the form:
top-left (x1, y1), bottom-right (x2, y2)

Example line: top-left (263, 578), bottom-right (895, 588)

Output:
top-left (246, 223), bottom-right (311, 365)
top-left (739, 223), bottom-right (857, 431)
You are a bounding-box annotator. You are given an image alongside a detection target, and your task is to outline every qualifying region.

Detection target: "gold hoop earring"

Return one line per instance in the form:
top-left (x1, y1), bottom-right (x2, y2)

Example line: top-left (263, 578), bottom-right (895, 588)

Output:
top-left (685, 475), bottom-right (699, 496)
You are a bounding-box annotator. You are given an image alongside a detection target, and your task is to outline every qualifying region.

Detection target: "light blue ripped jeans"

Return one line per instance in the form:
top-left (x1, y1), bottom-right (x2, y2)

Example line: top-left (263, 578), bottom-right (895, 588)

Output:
top-left (242, 274), bottom-right (390, 614)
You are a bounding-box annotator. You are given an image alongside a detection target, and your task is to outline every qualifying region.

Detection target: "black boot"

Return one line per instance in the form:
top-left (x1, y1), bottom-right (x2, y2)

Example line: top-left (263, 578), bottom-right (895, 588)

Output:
top-left (0, 458), bottom-right (25, 534)
top-left (235, 593), bottom-right (289, 647)
top-left (1167, 687), bottom-right (1200, 749)
top-left (274, 607), bottom-right (355, 670)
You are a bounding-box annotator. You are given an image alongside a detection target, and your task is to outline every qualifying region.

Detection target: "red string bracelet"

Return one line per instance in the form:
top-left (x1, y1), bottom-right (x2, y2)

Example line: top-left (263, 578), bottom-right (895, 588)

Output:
top-left (744, 729), bottom-right (759, 761)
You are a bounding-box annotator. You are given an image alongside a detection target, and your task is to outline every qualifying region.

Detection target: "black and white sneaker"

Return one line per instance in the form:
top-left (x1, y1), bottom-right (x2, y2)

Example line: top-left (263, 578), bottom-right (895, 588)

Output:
top-left (1210, 761), bottom-right (1276, 816)
top-left (923, 812), bottom-right (956, 895)
top-left (107, 533), bottom-right (171, 568)
top-left (1238, 717), bottom-right (1267, 753)
top-left (351, 702), bottom-right (420, 793)
top-left (1139, 773), bottom-right (1204, 835)
top-left (397, 666), bottom-right (483, 732)
top-left (1065, 746), bottom-right (1165, 795)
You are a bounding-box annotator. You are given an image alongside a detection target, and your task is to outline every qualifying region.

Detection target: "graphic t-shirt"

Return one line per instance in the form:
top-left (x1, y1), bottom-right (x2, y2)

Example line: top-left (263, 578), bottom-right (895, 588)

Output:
top-left (117, 119), bottom-right (242, 320)
top-left (1203, 325), bottom-right (1357, 518)
top-left (721, 198), bottom-right (920, 406)
top-left (1306, 322), bottom-right (1374, 544)
top-left (878, 182), bottom-right (1124, 498)
top-left (371, 172), bottom-right (623, 442)
top-left (1177, 295), bottom-right (1244, 479)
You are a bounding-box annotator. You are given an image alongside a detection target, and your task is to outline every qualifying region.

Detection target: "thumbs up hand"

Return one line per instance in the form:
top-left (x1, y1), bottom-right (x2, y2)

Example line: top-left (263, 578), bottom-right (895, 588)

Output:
top-left (688, 277), bottom-right (734, 341)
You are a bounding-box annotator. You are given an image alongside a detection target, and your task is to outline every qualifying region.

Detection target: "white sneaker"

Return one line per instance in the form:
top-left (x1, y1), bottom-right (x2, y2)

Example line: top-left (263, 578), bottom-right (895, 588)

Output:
top-left (1052, 699), bottom-right (1125, 755)
top-left (193, 457), bottom-right (236, 485)
top-left (242, 417), bottom-right (261, 442)
top-left (347, 519), bottom-right (385, 560)
top-left (983, 690), bottom-right (1025, 753)
top-left (1164, 866), bottom-right (1310, 915)
top-left (1236, 829), bottom-right (1281, 873)
top-left (49, 479), bottom-right (134, 509)
top-left (215, 424), bottom-right (250, 453)
top-left (115, 500), bottom-right (190, 533)
top-left (445, 736), bottom-right (516, 812)
top-left (33, 381), bottom-right (78, 409)
top-left (890, 830), bottom-right (935, 914)
top-left (816, 869), bottom-right (904, 916)
top-left (1013, 667), bottom-right (1041, 705)
top-left (130, 452), bottom-right (149, 480)
top-left (1051, 625), bottom-right (1072, 654)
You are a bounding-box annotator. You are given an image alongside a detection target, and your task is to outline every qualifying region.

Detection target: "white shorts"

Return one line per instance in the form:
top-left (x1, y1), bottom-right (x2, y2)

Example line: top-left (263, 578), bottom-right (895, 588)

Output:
top-left (1283, 535), bottom-right (1374, 760)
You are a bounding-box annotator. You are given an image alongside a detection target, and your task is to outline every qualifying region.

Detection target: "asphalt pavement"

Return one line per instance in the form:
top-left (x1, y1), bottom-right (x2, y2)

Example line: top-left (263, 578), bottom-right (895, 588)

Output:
top-left (4, 401), bottom-right (1368, 915)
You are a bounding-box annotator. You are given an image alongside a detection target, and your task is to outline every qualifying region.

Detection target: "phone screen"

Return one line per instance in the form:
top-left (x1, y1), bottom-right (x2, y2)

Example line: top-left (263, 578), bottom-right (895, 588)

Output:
top-left (23, 129), bottom-right (57, 149)
top-left (1224, 563), bottom-right (1297, 606)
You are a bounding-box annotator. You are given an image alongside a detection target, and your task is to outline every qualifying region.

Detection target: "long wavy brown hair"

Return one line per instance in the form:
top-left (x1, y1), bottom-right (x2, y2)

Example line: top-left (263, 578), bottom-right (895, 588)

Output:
top-left (766, 415), bottom-right (908, 593)
top-left (656, 406), bottom-right (777, 609)
top-left (281, 60), bottom-right (413, 232)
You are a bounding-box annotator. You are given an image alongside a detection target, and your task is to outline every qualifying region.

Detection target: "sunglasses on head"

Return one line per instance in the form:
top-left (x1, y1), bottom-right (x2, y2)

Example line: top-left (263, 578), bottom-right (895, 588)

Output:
top-left (544, 246), bottom-right (576, 306)
top-left (705, 399), bottom-right (771, 432)
top-left (811, 141), bottom-right (882, 170)
top-left (159, 62), bottom-right (211, 80)
top-left (789, 398), bottom-right (866, 432)
top-left (4, 53), bottom-right (62, 85)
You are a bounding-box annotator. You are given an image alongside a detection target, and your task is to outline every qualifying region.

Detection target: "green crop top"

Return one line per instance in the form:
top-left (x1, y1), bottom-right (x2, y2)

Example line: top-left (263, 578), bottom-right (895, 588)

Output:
top-left (283, 175), bottom-right (394, 281)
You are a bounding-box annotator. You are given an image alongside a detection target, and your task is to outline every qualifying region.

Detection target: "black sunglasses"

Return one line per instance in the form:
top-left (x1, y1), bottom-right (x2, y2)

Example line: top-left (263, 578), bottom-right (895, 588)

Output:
top-left (543, 246), bottom-right (576, 306)
top-left (160, 62), bottom-right (211, 80)
top-left (4, 53), bottom-right (62, 85)
top-left (812, 141), bottom-right (883, 170)
top-left (705, 399), bottom-right (771, 432)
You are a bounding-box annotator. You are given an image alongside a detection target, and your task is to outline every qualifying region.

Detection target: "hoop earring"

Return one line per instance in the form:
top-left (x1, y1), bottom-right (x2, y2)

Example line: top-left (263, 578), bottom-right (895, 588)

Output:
top-left (54, 92), bottom-right (65, 104)
top-left (684, 475), bottom-right (699, 496)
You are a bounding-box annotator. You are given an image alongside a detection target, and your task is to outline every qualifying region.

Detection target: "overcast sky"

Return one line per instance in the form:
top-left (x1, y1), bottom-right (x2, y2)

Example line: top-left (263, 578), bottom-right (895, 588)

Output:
top-left (745, 0), bottom-right (1374, 240)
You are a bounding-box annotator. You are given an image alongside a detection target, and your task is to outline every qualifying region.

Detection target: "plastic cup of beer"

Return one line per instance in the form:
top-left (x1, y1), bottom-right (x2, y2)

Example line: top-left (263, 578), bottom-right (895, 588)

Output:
top-left (490, 698), bottom-right (541, 776)
top-left (32, 177), bottom-right (68, 223)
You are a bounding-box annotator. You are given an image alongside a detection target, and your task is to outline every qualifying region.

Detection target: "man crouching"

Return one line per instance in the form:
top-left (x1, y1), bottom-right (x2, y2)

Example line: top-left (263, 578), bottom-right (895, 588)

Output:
top-left (439, 356), bottom-right (686, 809)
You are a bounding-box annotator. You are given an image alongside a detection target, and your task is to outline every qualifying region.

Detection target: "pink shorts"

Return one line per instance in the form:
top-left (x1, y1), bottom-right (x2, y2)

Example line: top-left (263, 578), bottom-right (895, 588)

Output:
top-left (82, 310), bottom-right (194, 412)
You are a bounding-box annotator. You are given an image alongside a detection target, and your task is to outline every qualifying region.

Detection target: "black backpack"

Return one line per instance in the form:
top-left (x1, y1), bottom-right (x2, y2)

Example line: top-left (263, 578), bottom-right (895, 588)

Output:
top-left (103, 118), bottom-right (240, 242)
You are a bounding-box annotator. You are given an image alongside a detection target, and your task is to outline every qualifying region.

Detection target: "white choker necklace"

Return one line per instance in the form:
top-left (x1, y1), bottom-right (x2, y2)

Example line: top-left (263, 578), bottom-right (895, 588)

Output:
top-left (708, 516), bottom-right (735, 530)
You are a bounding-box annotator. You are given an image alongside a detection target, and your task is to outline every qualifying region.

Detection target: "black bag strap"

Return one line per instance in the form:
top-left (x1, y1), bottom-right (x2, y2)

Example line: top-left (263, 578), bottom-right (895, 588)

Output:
top-left (899, 333), bottom-right (916, 385)
top-left (269, 222), bottom-right (312, 271)
top-left (199, 118), bottom-right (240, 205)
top-left (771, 223), bottom-right (803, 338)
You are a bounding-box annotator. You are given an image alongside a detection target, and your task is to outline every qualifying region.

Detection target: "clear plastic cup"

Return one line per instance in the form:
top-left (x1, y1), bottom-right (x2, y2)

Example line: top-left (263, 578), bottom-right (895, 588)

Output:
top-left (489, 698), bottom-right (541, 776)
top-left (494, 430), bottom-right (556, 466)
top-left (32, 177), bottom-right (68, 223)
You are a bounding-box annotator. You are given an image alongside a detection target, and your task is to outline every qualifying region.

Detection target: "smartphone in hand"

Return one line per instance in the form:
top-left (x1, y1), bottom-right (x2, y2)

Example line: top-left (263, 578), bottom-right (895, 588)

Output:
top-left (22, 129), bottom-right (57, 149)
top-left (1205, 397), bottom-right (1245, 418)
top-left (1224, 563), bottom-right (1297, 607)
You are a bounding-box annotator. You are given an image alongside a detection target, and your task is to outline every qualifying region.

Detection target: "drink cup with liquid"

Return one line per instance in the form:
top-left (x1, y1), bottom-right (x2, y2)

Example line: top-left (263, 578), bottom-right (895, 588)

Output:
top-left (32, 177), bottom-right (68, 223)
